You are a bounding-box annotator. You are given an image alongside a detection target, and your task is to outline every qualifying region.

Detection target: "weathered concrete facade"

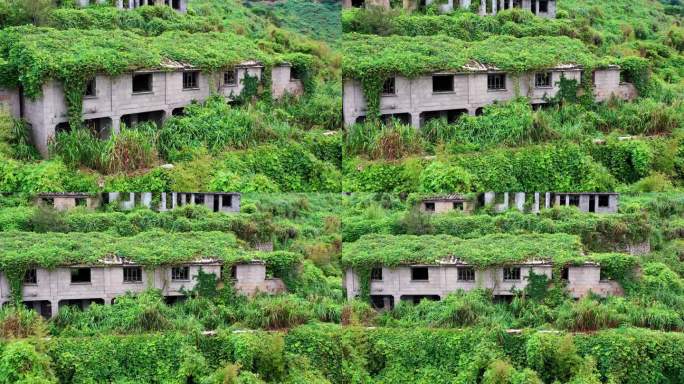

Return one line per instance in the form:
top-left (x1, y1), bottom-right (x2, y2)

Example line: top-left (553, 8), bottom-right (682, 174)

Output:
top-left (77, 0), bottom-right (188, 13)
top-left (478, 0), bottom-right (556, 18)
top-left (343, 66), bottom-right (636, 127)
top-left (32, 192), bottom-right (240, 213)
top-left (344, 261), bottom-right (622, 308)
top-left (420, 192), bottom-right (619, 215)
top-left (0, 259), bottom-right (283, 318)
top-left (5, 61), bottom-right (302, 156)
top-left (343, 0), bottom-right (391, 9)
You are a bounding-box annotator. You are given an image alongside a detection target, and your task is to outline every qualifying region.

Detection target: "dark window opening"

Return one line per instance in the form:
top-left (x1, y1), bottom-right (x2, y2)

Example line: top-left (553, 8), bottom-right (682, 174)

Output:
top-left (290, 67), bottom-right (301, 81)
top-left (382, 77), bottom-right (396, 95)
top-left (600, 268), bottom-right (608, 281)
top-left (213, 196), bottom-right (220, 212)
top-left (172, 0), bottom-right (181, 9)
top-left (539, 0), bottom-right (548, 12)
top-left (424, 202), bottom-right (435, 212)
top-left (494, 193), bottom-right (506, 205)
top-left (401, 295), bottom-right (439, 305)
top-left (132, 73), bottom-right (153, 93)
top-left (183, 71), bottom-right (199, 90)
top-left (222, 195), bottom-right (232, 207)
top-left (535, 72), bottom-right (552, 88)
top-left (371, 267), bottom-right (383, 281)
top-left (598, 195), bottom-right (610, 208)
top-left (230, 265), bottom-right (237, 280)
top-left (41, 198), bottom-right (54, 207)
top-left (71, 268), bottom-right (91, 284)
top-left (531, 0), bottom-right (537, 13)
top-left (194, 194), bottom-right (205, 205)
top-left (411, 267), bottom-right (429, 281)
top-left (453, 202), bottom-right (463, 211)
top-left (171, 266), bottom-right (190, 281)
top-left (458, 267), bottom-right (475, 281)
top-left (75, 198), bottom-right (87, 207)
top-left (84, 78), bottom-right (96, 97)
top-left (370, 295), bottom-right (394, 310)
top-left (24, 269), bottom-right (37, 285)
top-left (432, 75), bottom-right (454, 93)
top-left (351, 0), bottom-right (364, 7)
top-left (224, 70), bottom-right (237, 86)
top-left (123, 266), bottom-right (142, 283)
top-left (561, 267), bottom-right (569, 281)
top-left (503, 267), bottom-right (521, 281)
top-left (569, 195), bottom-right (580, 207)
top-left (488, 74), bottom-right (506, 90)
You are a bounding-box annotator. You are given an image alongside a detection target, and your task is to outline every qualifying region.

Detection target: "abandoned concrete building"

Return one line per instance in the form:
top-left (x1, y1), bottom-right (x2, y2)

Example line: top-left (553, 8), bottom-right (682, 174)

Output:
top-left (344, 64), bottom-right (636, 127)
top-left (0, 258), bottom-right (284, 318)
top-left (419, 192), bottom-right (620, 214)
top-left (76, 0), bottom-right (188, 13)
top-left (477, 0), bottom-right (556, 17)
top-left (345, 260), bottom-right (622, 309)
top-left (2, 61), bottom-right (303, 156)
top-left (35, 192), bottom-right (241, 213)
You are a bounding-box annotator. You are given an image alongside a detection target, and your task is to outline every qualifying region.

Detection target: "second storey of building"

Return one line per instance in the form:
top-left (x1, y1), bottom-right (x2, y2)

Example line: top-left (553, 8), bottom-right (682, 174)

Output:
top-left (343, 65), bottom-right (636, 127)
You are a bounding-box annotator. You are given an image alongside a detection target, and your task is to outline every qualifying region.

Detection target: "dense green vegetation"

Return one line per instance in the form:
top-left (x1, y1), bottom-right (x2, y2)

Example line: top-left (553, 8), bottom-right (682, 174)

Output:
top-left (342, 0), bottom-right (684, 193)
top-left (0, 0), bottom-right (342, 193)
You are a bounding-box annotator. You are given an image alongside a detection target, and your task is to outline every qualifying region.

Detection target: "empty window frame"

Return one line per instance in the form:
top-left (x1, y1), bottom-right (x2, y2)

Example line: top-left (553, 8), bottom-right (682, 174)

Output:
top-left (598, 195), bottom-right (610, 208)
top-left (123, 266), bottom-right (143, 283)
top-left (351, 0), bottom-right (364, 6)
top-left (24, 269), bottom-right (37, 285)
top-left (535, 72), bottom-right (552, 88)
top-left (453, 201), bottom-right (464, 211)
top-left (290, 67), bottom-right (301, 81)
top-left (560, 267), bottom-right (569, 281)
top-left (382, 77), bottom-right (396, 95)
top-left (71, 268), bottom-right (91, 284)
top-left (41, 197), bottom-right (55, 207)
top-left (84, 78), bottom-right (97, 97)
top-left (171, 266), bottom-right (190, 281)
top-left (371, 267), bottom-right (383, 281)
top-left (487, 74), bottom-right (506, 90)
top-left (569, 195), bottom-right (580, 207)
top-left (75, 198), bottom-right (87, 207)
top-left (432, 75), bottom-right (454, 93)
top-left (183, 71), bottom-right (199, 90)
top-left (224, 69), bottom-right (237, 86)
top-left (458, 267), bottom-right (475, 281)
top-left (132, 73), bottom-right (153, 93)
top-left (411, 267), bottom-right (429, 281)
top-left (539, 0), bottom-right (548, 12)
top-left (172, 0), bottom-right (181, 10)
top-left (424, 202), bottom-right (435, 212)
top-left (194, 194), bottom-right (205, 205)
top-left (222, 195), bottom-right (232, 207)
top-left (503, 267), bottom-right (521, 281)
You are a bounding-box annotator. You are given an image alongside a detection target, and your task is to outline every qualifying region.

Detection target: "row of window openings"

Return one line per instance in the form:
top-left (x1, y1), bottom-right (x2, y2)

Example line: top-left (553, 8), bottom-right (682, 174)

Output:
top-left (381, 72), bottom-right (557, 96)
top-left (351, 0), bottom-right (550, 12)
top-left (22, 266), bottom-right (191, 284)
top-left (83, 71), bottom-right (241, 97)
top-left (425, 195), bottom-right (609, 211)
top-left (371, 267), bottom-right (608, 282)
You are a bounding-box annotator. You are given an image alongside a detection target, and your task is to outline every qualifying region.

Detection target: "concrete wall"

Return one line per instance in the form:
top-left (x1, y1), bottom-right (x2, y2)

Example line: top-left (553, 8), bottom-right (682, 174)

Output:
top-left (344, 68), bottom-right (616, 127)
top-left (420, 200), bottom-right (473, 214)
top-left (0, 262), bottom-right (281, 317)
top-left (479, 0), bottom-right (556, 18)
top-left (345, 263), bottom-right (622, 306)
top-left (19, 64), bottom-right (297, 157)
top-left (0, 87), bottom-right (20, 117)
top-left (78, 0), bottom-right (188, 13)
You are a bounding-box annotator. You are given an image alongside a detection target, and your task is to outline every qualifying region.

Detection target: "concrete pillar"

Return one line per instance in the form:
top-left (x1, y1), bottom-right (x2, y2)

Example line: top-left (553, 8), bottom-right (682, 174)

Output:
top-left (50, 300), bottom-right (59, 318)
top-left (111, 116), bottom-right (121, 135)
top-left (507, 0), bottom-right (512, 9)
top-left (492, 0), bottom-right (498, 14)
top-left (159, 193), bottom-right (167, 211)
top-left (484, 192), bottom-right (495, 205)
top-left (479, 0), bottom-right (487, 15)
top-left (171, 192), bottom-right (177, 209)
top-left (532, 192), bottom-right (540, 213)
top-left (116, 0), bottom-right (123, 8)
top-left (535, 0), bottom-right (539, 14)
top-left (140, 192), bottom-right (152, 208)
top-left (108, 192), bottom-right (120, 205)
top-left (410, 113), bottom-right (420, 128)
top-left (461, 0), bottom-right (471, 9)
top-left (514, 192), bottom-right (525, 212)
top-left (181, 193), bottom-right (187, 205)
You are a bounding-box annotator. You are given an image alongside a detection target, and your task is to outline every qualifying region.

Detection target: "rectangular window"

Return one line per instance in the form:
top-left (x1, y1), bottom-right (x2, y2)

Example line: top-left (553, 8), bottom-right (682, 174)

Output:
top-left (71, 268), bottom-right (91, 284)
top-left (132, 73), bottom-right (153, 93)
top-left (598, 195), bottom-right (610, 207)
top-left (194, 194), bottom-right (205, 205)
top-left (371, 267), bottom-right (383, 281)
top-left (539, 0), bottom-right (548, 12)
top-left (424, 202), bottom-right (435, 212)
top-left (535, 72), bottom-right (552, 88)
top-left (75, 198), bottom-right (87, 207)
top-left (123, 266), bottom-right (142, 283)
top-left (411, 267), bottom-right (429, 281)
top-left (569, 195), bottom-right (580, 207)
top-left (222, 195), bottom-right (232, 207)
top-left (290, 67), bottom-right (301, 81)
top-left (183, 71), bottom-right (199, 90)
top-left (24, 269), bottom-right (37, 285)
top-left (488, 74), bottom-right (506, 90)
top-left (224, 70), bottom-right (237, 86)
top-left (382, 77), bottom-right (396, 95)
top-left (458, 267), bottom-right (475, 281)
top-left (561, 267), bottom-right (569, 281)
top-left (503, 267), bottom-right (521, 281)
top-left (171, 266), bottom-right (190, 281)
top-left (84, 78), bottom-right (96, 97)
top-left (453, 202), bottom-right (463, 211)
top-left (432, 75), bottom-right (454, 93)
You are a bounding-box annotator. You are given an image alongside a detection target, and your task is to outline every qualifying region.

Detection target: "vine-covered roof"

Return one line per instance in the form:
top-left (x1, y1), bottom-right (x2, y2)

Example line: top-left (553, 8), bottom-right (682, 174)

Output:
top-left (0, 230), bottom-right (302, 270)
top-left (0, 26), bottom-right (312, 99)
top-left (341, 233), bottom-right (598, 268)
top-left (342, 33), bottom-right (614, 79)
